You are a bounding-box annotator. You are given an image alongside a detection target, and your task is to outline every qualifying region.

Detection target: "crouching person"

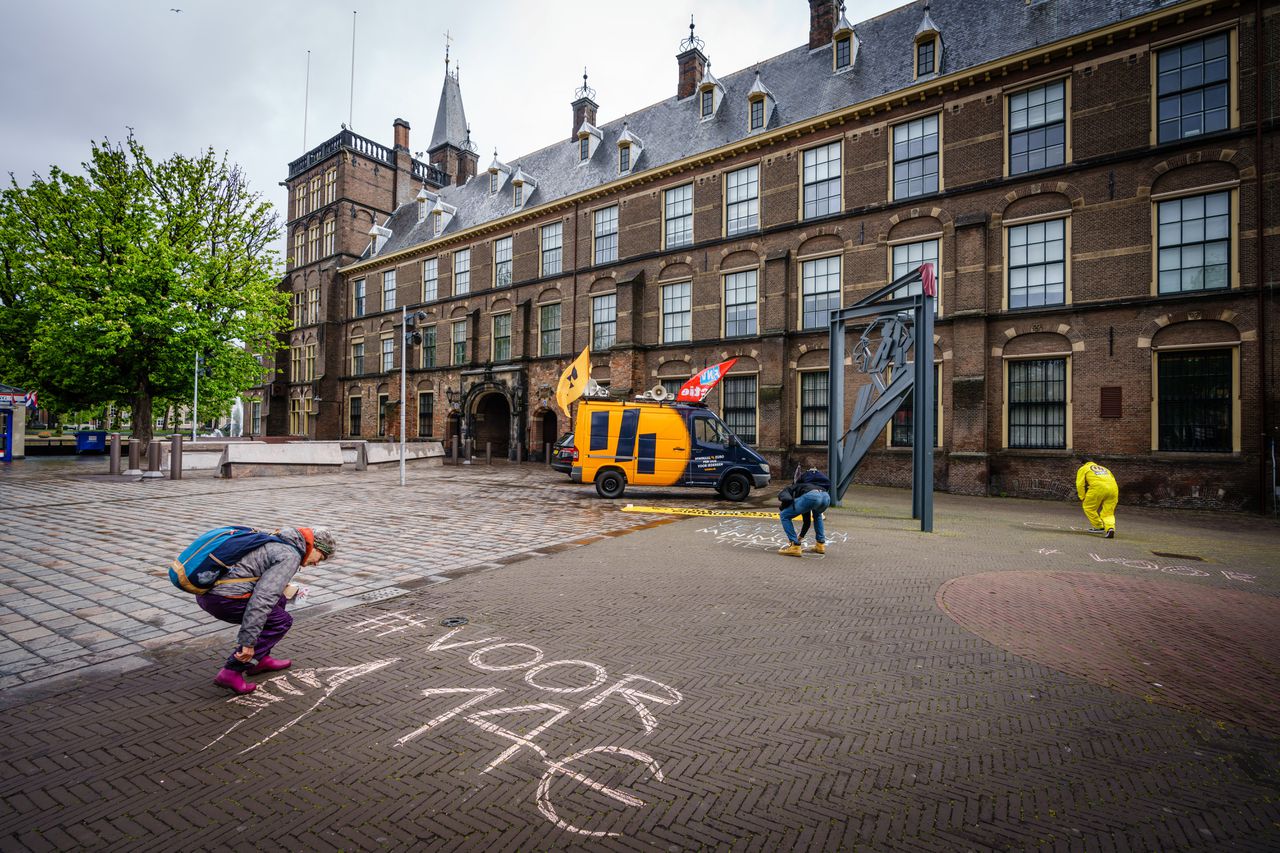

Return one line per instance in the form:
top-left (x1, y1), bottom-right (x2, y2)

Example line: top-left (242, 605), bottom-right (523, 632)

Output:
top-left (778, 467), bottom-right (832, 557)
top-left (196, 527), bottom-right (336, 694)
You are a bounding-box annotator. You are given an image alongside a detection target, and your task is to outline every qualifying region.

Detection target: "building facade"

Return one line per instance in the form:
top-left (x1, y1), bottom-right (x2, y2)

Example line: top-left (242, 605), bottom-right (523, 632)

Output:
top-left (257, 0), bottom-right (1278, 511)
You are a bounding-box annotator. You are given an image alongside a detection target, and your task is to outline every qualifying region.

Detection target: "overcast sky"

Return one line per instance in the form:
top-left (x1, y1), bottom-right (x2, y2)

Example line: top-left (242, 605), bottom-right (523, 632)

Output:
top-left (2, 0), bottom-right (900, 219)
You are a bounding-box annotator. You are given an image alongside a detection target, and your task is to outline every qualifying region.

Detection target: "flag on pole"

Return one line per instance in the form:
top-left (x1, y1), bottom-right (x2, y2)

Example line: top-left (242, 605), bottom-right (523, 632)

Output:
top-left (555, 346), bottom-right (591, 417)
top-left (676, 358), bottom-right (738, 403)
top-left (24, 391), bottom-right (37, 409)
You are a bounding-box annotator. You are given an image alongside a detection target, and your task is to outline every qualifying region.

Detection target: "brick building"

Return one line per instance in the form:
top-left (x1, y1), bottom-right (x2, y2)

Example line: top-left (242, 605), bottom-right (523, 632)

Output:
top-left (258, 0), bottom-right (1278, 510)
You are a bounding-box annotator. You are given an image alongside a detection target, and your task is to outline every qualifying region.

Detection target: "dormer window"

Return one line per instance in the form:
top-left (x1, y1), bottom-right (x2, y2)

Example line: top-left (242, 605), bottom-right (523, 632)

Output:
top-left (749, 97), bottom-right (765, 131)
top-left (916, 39), bottom-right (935, 76)
top-left (510, 166), bottom-right (537, 208)
top-left (619, 143), bottom-right (631, 174)
top-left (697, 62), bottom-right (725, 121)
top-left (487, 151), bottom-right (512, 194)
top-left (579, 136), bottom-right (590, 161)
top-left (616, 125), bottom-right (643, 175)
top-left (835, 36), bottom-right (851, 69)
top-left (832, 9), bottom-right (857, 72)
top-left (746, 72), bottom-right (774, 133)
top-left (489, 171), bottom-right (498, 194)
top-left (576, 123), bottom-right (602, 163)
top-left (513, 183), bottom-right (523, 208)
top-left (700, 88), bottom-right (714, 118)
top-left (432, 211), bottom-right (443, 237)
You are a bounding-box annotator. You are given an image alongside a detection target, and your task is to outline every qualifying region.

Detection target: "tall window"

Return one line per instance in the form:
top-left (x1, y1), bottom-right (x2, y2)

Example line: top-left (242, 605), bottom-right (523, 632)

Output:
top-left (433, 212), bottom-right (444, 237)
top-left (452, 320), bottom-right (467, 365)
top-left (800, 371), bottom-right (829, 444)
top-left (592, 293), bottom-right (616, 350)
top-left (1157, 191), bottom-right (1230, 294)
top-left (309, 177), bottom-right (321, 211)
top-left (289, 397), bottom-right (306, 436)
top-left (422, 258), bottom-right (438, 302)
top-left (289, 345), bottom-right (301, 381)
top-left (1009, 80), bottom-right (1066, 175)
top-left (1008, 358), bottom-right (1067, 449)
top-left (916, 39), bottom-right (935, 76)
top-left (352, 278), bottom-right (366, 317)
top-left (490, 171), bottom-right (499, 194)
top-left (325, 168), bottom-right (337, 204)
top-left (540, 303), bottom-right (561, 356)
top-left (722, 375), bottom-right (757, 444)
top-left (292, 292), bottom-right (305, 328)
top-left (1157, 33), bottom-right (1229, 144)
top-left (421, 326), bottom-right (436, 368)
top-left (594, 206), bottom-right (618, 265)
top-left (803, 141), bottom-right (841, 220)
top-left (251, 400), bottom-right (262, 435)
top-left (378, 394), bottom-right (389, 437)
top-left (348, 396), bottom-right (362, 436)
top-left (1158, 349), bottom-right (1232, 452)
top-left (723, 269), bottom-right (757, 337)
top-left (579, 136), bottom-right (590, 162)
top-left (381, 337), bottom-right (394, 372)
top-left (293, 229), bottom-right (305, 267)
top-left (892, 114), bottom-right (939, 200)
top-left (418, 392), bottom-right (434, 438)
top-left (618, 144), bottom-right (631, 173)
top-left (662, 282), bottom-right (692, 344)
top-left (294, 186), bottom-right (306, 219)
top-left (541, 222), bottom-right (563, 276)
top-left (322, 218), bottom-right (335, 256)
top-left (494, 237), bottom-right (513, 288)
top-left (835, 35), bottom-right (852, 70)
top-left (892, 239), bottom-right (941, 314)
top-left (382, 270), bottom-right (396, 312)
top-left (351, 341), bottom-right (365, 375)
top-left (492, 313), bottom-right (512, 362)
top-left (664, 184), bottom-right (693, 249)
top-left (749, 98), bottom-right (765, 130)
top-left (308, 224), bottom-right (320, 262)
top-left (801, 256), bottom-right (841, 330)
top-left (660, 378), bottom-right (684, 398)
top-left (891, 364), bottom-right (940, 447)
top-left (513, 183), bottom-right (524, 209)
top-left (307, 288), bottom-right (320, 325)
top-left (454, 249), bottom-right (470, 294)
top-left (1008, 219), bottom-right (1066, 308)
top-left (700, 88), bottom-right (714, 118)
top-left (725, 165), bottom-right (759, 236)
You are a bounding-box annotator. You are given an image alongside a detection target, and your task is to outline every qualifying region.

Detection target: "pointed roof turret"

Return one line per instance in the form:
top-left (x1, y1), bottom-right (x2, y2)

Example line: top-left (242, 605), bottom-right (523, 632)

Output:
top-left (429, 67), bottom-right (470, 153)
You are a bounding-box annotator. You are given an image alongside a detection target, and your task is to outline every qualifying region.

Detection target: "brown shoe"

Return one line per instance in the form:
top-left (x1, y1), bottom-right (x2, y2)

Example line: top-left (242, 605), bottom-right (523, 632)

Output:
top-left (777, 543), bottom-right (803, 557)
top-left (809, 542), bottom-right (826, 554)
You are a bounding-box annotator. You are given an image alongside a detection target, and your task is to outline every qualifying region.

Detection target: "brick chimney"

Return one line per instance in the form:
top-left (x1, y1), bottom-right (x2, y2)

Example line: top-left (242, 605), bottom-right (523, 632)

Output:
top-left (393, 118), bottom-right (410, 150)
top-left (676, 16), bottom-right (707, 100)
top-left (808, 0), bottom-right (838, 49)
top-left (571, 68), bottom-right (599, 140)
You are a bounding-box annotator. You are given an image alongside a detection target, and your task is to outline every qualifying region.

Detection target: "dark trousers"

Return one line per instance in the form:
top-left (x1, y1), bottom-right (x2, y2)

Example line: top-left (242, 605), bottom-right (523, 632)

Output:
top-left (196, 594), bottom-right (293, 672)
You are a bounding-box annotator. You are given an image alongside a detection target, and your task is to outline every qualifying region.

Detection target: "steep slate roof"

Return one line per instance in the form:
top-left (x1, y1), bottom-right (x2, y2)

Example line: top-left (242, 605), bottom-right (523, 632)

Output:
top-left (428, 71), bottom-right (470, 152)
top-left (373, 0), bottom-right (1166, 261)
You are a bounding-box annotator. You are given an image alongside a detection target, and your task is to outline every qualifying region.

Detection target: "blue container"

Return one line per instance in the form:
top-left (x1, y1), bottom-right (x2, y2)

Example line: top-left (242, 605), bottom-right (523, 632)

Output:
top-left (74, 431), bottom-right (108, 454)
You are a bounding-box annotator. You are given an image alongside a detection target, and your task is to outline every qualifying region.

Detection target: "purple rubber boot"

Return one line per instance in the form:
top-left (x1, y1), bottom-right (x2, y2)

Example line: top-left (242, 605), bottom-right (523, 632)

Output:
top-left (247, 656), bottom-right (292, 675)
top-left (213, 668), bottom-right (257, 694)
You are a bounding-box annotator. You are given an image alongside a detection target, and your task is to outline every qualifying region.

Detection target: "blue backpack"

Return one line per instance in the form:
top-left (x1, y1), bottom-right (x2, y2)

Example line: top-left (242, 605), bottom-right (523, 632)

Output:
top-left (169, 526), bottom-right (300, 594)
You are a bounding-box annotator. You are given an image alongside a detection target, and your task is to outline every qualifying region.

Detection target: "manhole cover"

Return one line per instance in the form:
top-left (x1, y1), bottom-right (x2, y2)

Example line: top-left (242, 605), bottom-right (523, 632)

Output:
top-left (440, 616), bottom-right (469, 627)
top-left (1151, 551), bottom-right (1204, 561)
top-left (357, 587), bottom-right (409, 603)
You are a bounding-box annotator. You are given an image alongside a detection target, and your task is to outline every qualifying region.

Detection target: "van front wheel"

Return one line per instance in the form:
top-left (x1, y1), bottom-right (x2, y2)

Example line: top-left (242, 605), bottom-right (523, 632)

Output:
top-left (595, 469), bottom-right (627, 499)
top-left (720, 472), bottom-right (751, 502)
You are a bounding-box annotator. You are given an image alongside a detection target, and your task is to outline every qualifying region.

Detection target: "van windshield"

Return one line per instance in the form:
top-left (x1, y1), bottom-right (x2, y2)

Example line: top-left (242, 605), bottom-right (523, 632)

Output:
top-left (693, 415), bottom-right (730, 446)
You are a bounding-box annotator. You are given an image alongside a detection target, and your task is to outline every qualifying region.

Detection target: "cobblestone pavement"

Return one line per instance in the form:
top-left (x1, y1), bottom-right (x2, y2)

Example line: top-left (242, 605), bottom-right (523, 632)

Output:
top-left (2, 457), bottom-right (1279, 850)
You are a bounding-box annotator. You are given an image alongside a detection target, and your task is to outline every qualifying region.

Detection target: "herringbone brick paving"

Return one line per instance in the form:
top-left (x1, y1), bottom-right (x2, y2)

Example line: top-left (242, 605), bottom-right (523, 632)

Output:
top-left (1, 462), bottom-right (1278, 849)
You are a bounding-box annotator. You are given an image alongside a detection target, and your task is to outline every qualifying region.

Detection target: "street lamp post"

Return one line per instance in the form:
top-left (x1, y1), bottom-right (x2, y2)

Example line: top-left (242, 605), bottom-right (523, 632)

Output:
top-left (192, 353), bottom-right (201, 442)
top-left (400, 309), bottom-right (427, 486)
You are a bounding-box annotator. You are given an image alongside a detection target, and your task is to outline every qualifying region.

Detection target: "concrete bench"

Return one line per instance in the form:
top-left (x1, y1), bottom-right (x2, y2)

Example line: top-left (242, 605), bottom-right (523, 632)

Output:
top-left (218, 442), bottom-right (345, 478)
top-left (358, 441), bottom-right (445, 470)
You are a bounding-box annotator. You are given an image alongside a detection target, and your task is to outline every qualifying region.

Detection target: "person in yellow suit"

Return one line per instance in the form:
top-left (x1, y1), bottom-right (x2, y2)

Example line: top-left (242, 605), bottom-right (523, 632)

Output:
top-left (1075, 460), bottom-right (1119, 538)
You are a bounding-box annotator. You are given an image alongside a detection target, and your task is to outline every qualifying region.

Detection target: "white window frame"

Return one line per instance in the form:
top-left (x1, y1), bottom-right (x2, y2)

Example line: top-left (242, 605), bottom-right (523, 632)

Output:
top-left (492, 313), bottom-right (512, 362)
top-left (592, 293), bottom-right (617, 350)
top-left (724, 165), bottom-right (759, 237)
top-left (661, 281), bottom-right (692, 344)
top-left (541, 222), bottom-right (563, 276)
top-left (802, 141), bottom-right (842, 220)
top-left (594, 205), bottom-right (618, 266)
top-left (722, 268), bottom-right (758, 338)
top-left (539, 302), bottom-right (561, 357)
top-left (494, 237), bottom-right (513, 288)
top-left (454, 248), bottom-right (471, 295)
top-left (422, 258), bottom-right (438, 302)
top-left (891, 113), bottom-right (941, 200)
top-left (382, 269), bottom-right (396, 312)
top-left (800, 255), bottom-right (842, 331)
top-left (890, 238), bottom-right (942, 316)
top-left (664, 184), bottom-right (693, 250)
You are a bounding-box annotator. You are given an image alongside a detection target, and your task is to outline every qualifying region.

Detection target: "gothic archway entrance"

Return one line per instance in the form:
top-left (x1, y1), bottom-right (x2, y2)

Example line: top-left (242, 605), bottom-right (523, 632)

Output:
top-left (472, 391), bottom-right (511, 458)
top-left (539, 410), bottom-right (559, 461)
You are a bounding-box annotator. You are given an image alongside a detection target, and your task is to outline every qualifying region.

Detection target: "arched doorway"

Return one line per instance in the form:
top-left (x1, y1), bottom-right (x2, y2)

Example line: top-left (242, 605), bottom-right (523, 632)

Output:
top-left (472, 392), bottom-right (511, 458)
top-left (539, 411), bottom-right (559, 461)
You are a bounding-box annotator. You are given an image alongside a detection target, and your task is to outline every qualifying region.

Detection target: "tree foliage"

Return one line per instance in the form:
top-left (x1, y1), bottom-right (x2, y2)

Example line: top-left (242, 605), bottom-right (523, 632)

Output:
top-left (0, 134), bottom-right (287, 443)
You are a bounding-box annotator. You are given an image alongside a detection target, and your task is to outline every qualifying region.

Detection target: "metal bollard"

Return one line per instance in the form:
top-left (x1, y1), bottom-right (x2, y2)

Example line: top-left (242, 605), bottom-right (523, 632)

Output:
top-left (170, 434), bottom-right (183, 480)
top-left (127, 438), bottom-right (141, 471)
top-left (451, 437), bottom-right (459, 465)
top-left (544, 443), bottom-right (551, 466)
top-left (516, 443), bottom-right (523, 463)
top-left (146, 441), bottom-right (161, 471)
top-left (109, 433), bottom-right (121, 475)
top-left (486, 442), bottom-right (492, 465)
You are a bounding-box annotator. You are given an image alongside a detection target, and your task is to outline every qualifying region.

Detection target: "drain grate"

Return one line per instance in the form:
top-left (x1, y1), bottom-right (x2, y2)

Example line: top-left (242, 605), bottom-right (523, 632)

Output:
top-left (1151, 552), bottom-right (1204, 562)
top-left (440, 616), bottom-right (469, 627)
top-left (357, 586), bottom-right (410, 603)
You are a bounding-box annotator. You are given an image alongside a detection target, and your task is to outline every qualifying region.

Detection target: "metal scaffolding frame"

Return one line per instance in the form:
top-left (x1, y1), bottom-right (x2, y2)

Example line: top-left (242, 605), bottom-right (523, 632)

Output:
top-left (827, 264), bottom-right (937, 532)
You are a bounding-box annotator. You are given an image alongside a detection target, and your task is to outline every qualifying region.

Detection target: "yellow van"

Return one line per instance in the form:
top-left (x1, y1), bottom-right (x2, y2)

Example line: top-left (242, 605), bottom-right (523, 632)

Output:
top-left (570, 398), bottom-right (770, 500)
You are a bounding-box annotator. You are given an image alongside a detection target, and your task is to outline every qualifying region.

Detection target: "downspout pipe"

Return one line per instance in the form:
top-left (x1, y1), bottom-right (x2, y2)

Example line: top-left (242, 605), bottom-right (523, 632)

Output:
top-left (1255, 0), bottom-right (1270, 513)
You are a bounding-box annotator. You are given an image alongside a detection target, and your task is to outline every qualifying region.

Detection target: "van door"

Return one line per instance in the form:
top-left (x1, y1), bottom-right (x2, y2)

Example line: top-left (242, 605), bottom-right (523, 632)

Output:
top-left (686, 412), bottom-right (731, 486)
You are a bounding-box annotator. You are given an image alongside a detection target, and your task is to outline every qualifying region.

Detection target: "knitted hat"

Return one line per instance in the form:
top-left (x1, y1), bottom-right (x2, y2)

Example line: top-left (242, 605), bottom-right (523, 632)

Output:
top-left (311, 527), bottom-right (337, 558)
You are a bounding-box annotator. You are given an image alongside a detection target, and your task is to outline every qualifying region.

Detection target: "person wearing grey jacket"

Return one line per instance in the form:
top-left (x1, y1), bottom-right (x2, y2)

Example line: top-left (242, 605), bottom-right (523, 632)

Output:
top-left (196, 527), bottom-right (337, 695)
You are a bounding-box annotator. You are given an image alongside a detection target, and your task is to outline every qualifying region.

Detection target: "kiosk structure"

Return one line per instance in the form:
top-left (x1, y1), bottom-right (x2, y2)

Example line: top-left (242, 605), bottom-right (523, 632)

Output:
top-left (0, 383), bottom-right (29, 463)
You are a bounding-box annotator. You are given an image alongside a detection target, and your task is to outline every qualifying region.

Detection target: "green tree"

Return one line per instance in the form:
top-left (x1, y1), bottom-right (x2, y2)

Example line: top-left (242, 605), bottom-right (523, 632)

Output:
top-left (0, 134), bottom-right (287, 443)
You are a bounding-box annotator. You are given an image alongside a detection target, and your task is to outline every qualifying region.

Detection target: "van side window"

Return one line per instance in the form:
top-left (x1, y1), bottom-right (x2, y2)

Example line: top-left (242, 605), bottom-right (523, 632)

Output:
top-left (694, 416), bottom-right (727, 445)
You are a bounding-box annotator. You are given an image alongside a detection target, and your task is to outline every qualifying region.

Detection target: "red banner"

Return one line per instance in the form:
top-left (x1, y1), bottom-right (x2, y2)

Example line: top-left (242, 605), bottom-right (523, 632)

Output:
top-left (920, 262), bottom-right (936, 297)
top-left (676, 358), bottom-right (738, 403)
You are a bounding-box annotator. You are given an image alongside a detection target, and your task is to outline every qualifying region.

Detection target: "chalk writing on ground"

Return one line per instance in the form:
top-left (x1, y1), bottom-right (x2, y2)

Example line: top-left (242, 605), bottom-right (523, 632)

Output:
top-left (695, 520), bottom-right (849, 552)
top-left (209, 615), bottom-right (682, 839)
